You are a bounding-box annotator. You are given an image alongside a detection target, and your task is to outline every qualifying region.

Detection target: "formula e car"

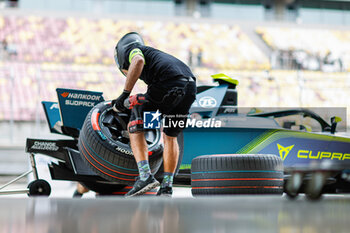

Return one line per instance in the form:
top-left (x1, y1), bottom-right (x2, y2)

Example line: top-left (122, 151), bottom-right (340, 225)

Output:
top-left (15, 74), bottom-right (350, 198)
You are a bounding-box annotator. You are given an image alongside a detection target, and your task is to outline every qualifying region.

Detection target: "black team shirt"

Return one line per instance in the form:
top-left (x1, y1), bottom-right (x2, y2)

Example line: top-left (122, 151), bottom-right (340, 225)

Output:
top-left (122, 45), bottom-right (195, 85)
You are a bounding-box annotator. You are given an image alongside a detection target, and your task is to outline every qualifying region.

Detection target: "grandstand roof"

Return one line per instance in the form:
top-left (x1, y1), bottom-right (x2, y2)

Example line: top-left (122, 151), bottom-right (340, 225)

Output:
top-left (214, 0), bottom-right (350, 10)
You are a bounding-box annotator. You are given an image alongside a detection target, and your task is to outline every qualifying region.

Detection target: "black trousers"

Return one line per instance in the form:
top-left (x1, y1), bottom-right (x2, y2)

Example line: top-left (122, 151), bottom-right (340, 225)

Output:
top-left (130, 78), bottom-right (196, 137)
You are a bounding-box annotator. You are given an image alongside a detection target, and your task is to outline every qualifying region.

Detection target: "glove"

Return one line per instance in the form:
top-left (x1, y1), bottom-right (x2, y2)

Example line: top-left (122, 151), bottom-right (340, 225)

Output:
top-left (112, 90), bottom-right (131, 112)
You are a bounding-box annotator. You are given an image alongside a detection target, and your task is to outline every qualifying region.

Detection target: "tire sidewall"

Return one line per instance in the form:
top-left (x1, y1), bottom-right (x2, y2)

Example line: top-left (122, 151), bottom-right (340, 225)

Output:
top-left (85, 102), bottom-right (163, 159)
top-left (78, 101), bottom-right (164, 183)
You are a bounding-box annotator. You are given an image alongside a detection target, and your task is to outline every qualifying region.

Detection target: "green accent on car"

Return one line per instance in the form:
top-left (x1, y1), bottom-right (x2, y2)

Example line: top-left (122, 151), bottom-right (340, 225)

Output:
top-left (237, 129), bottom-right (278, 153)
top-left (332, 116), bottom-right (342, 123)
top-left (238, 129), bottom-right (350, 154)
top-left (180, 164), bottom-right (191, 170)
top-left (211, 73), bottom-right (239, 86)
top-left (129, 48), bottom-right (145, 64)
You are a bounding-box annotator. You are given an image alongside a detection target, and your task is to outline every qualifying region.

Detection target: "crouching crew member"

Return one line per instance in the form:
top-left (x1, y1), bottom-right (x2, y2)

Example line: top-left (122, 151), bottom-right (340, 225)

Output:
top-left (112, 32), bottom-right (196, 197)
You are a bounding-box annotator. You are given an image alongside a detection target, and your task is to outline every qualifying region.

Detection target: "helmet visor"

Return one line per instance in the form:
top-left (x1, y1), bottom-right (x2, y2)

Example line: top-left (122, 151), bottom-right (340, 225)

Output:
top-left (114, 48), bottom-right (120, 68)
top-left (114, 47), bottom-right (126, 76)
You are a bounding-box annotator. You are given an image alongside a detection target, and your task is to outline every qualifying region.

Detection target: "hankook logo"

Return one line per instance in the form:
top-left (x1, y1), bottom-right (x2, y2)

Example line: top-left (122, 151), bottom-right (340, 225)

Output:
top-left (61, 92), bottom-right (69, 98)
top-left (61, 92), bottom-right (101, 101)
top-left (115, 147), bottom-right (133, 155)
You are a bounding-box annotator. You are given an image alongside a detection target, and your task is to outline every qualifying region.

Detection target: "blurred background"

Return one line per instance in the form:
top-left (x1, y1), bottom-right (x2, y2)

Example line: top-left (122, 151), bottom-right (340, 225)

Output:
top-left (0, 0), bottom-right (350, 187)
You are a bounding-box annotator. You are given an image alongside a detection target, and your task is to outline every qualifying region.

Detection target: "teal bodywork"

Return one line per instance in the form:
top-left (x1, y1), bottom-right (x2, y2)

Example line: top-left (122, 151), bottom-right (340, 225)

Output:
top-left (181, 76), bottom-right (350, 169)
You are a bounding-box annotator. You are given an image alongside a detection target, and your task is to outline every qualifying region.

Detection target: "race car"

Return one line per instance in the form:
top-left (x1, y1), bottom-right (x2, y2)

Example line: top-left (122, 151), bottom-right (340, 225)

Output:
top-left (22, 74), bottom-right (350, 199)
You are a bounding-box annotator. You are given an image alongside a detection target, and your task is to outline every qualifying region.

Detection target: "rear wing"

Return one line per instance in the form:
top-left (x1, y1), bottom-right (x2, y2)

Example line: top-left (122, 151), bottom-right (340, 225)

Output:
top-left (190, 73), bottom-right (238, 117)
top-left (42, 88), bottom-right (105, 138)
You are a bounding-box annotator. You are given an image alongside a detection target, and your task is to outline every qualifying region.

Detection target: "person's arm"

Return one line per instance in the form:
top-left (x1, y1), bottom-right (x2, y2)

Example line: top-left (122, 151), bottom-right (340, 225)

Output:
top-left (112, 51), bottom-right (145, 112)
top-left (124, 54), bottom-right (144, 92)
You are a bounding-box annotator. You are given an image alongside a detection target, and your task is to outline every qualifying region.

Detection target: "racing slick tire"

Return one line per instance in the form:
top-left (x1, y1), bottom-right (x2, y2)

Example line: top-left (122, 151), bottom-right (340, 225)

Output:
top-left (78, 102), bottom-right (163, 185)
top-left (191, 154), bottom-right (284, 196)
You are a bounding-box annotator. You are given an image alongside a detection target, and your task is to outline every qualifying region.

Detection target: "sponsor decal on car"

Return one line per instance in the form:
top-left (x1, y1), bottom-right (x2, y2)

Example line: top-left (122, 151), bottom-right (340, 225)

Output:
top-left (277, 144), bottom-right (294, 161)
top-left (49, 103), bottom-right (59, 110)
top-left (61, 92), bottom-right (69, 98)
top-left (31, 141), bottom-right (59, 151)
top-left (223, 107), bottom-right (237, 113)
top-left (61, 92), bottom-right (102, 101)
top-left (198, 96), bottom-right (217, 108)
top-left (60, 92), bottom-right (102, 107)
top-left (275, 143), bottom-right (350, 161)
top-left (297, 150), bottom-right (350, 160)
top-left (65, 100), bottom-right (95, 107)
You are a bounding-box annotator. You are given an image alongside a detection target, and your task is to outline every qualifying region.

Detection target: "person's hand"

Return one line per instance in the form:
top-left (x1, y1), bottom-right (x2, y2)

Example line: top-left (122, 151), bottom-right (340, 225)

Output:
top-left (112, 90), bottom-right (131, 112)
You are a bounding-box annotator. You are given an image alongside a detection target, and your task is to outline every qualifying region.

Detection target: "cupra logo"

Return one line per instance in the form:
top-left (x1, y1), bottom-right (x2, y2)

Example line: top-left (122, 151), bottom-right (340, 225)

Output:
top-left (277, 144), bottom-right (294, 161)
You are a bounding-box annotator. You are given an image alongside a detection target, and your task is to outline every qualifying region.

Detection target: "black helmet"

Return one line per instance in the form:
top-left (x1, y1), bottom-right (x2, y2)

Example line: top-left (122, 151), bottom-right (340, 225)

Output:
top-left (114, 32), bottom-right (144, 73)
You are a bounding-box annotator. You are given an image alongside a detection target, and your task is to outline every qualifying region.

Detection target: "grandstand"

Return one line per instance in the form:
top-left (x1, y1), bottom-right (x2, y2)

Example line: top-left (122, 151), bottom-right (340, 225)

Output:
top-left (256, 26), bottom-right (350, 71)
top-left (0, 12), bottom-right (270, 122)
top-left (0, 14), bottom-right (269, 68)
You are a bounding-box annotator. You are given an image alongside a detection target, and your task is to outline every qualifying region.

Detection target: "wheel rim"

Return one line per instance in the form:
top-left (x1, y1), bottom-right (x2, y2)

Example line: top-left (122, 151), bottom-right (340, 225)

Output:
top-left (28, 180), bottom-right (51, 196)
top-left (35, 183), bottom-right (48, 195)
top-left (99, 108), bottom-right (161, 149)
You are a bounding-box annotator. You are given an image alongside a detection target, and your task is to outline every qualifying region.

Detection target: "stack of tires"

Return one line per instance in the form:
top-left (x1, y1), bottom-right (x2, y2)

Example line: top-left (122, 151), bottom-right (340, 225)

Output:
top-left (191, 154), bottom-right (284, 196)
